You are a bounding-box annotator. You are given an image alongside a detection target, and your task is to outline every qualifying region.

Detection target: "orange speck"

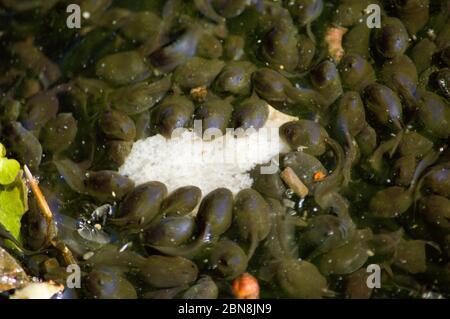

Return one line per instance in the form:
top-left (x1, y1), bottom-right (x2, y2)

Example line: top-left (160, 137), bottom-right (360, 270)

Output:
top-left (232, 273), bottom-right (259, 299)
top-left (313, 171), bottom-right (326, 182)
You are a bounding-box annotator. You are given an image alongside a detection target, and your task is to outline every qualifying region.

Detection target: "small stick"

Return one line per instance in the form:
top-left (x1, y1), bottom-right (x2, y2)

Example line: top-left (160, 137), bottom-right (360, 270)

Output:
top-left (24, 165), bottom-right (77, 266)
top-left (281, 167), bottom-right (309, 198)
top-left (23, 165), bottom-right (53, 222)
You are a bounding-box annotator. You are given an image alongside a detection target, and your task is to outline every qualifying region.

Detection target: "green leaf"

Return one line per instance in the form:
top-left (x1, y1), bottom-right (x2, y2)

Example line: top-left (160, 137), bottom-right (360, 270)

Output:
top-left (0, 157), bottom-right (20, 185)
top-left (0, 143), bottom-right (6, 158)
top-left (0, 185), bottom-right (26, 240)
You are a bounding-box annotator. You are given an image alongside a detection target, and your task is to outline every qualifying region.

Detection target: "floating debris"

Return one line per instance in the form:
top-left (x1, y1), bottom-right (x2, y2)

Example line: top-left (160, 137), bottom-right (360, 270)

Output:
top-left (232, 273), bottom-right (260, 299)
top-left (281, 167), bottom-right (309, 198)
top-left (0, 247), bottom-right (28, 292)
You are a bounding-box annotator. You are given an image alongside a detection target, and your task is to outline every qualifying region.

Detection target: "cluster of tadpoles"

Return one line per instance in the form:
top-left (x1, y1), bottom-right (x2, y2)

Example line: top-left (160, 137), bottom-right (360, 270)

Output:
top-left (23, 165), bottom-right (263, 299)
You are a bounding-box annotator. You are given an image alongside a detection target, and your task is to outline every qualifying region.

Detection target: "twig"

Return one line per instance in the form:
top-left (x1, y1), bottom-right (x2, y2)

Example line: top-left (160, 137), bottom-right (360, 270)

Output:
top-left (23, 165), bottom-right (77, 266)
top-left (23, 166), bottom-right (53, 222)
top-left (281, 167), bottom-right (309, 198)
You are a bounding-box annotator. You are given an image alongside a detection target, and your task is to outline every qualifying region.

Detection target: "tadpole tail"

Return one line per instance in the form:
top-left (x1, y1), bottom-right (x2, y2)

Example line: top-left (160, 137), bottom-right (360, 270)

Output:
top-left (149, 224), bottom-right (212, 259)
top-left (368, 132), bottom-right (404, 174)
top-left (247, 226), bottom-right (259, 261)
top-left (342, 133), bottom-right (357, 187)
top-left (285, 85), bottom-right (326, 112)
top-left (409, 150), bottom-right (440, 192)
top-left (315, 137), bottom-right (345, 201)
top-left (306, 22), bottom-right (316, 44)
top-left (193, 0), bottom-right (225, 24)
top-left (314, 138), bottom-right (354, 221)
